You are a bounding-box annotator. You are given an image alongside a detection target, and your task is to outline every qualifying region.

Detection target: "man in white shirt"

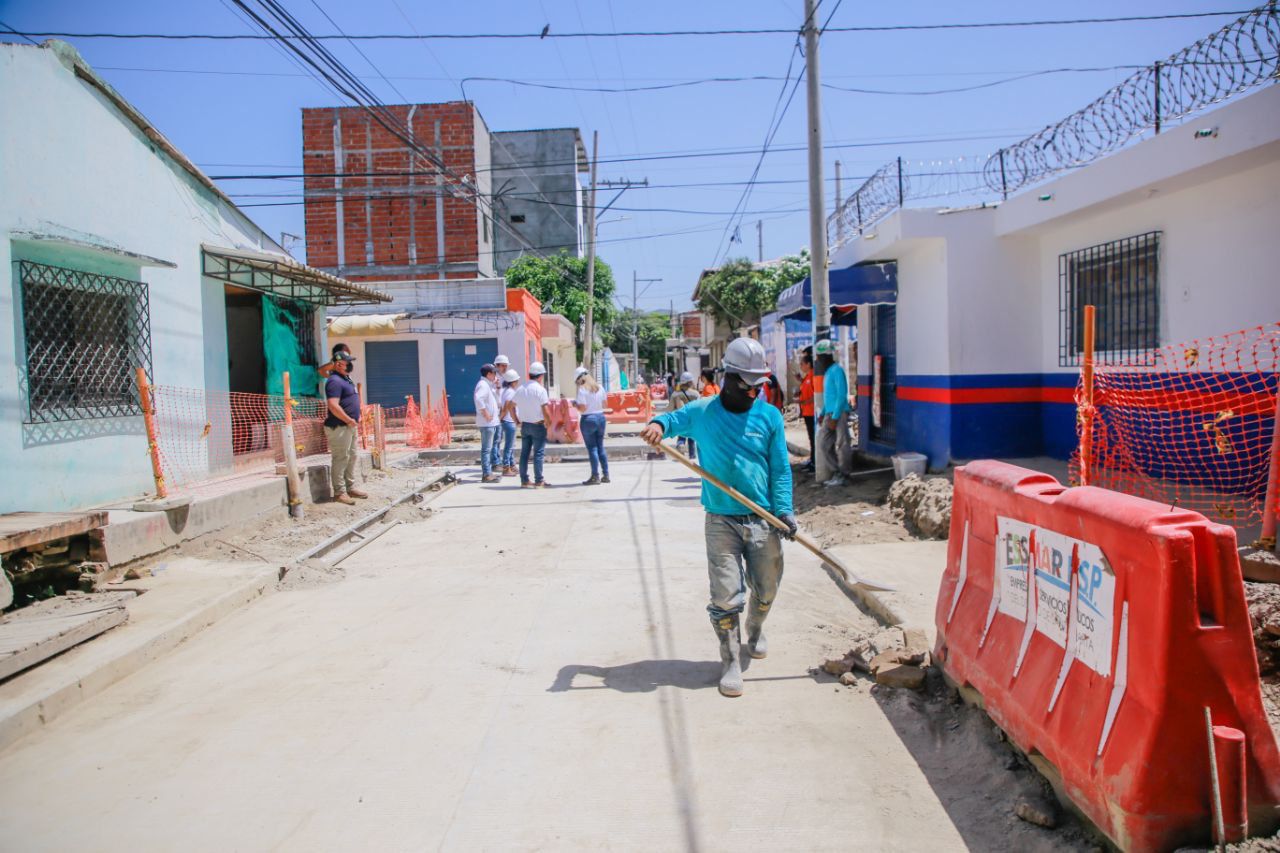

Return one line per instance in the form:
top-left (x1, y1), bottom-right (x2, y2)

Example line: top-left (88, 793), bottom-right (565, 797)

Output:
top-left (473, 363), bottom-right (502, 483)
top-left (513, 361), bottom-right (552, 488)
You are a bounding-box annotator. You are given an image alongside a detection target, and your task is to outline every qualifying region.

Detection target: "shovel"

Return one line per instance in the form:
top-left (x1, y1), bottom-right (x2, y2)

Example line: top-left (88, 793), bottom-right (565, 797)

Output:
top-left (654, 441), bottom-right (895, 592)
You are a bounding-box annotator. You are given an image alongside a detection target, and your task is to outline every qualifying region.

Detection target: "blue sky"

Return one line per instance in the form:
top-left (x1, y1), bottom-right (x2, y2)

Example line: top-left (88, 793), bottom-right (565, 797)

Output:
top-left (0, 1), bottom-right (1249, 311)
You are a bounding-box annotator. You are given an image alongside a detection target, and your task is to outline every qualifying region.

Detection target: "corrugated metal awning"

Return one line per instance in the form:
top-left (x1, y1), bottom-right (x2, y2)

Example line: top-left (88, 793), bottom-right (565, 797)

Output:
top-left (202, 244), bottom-right (391, 306)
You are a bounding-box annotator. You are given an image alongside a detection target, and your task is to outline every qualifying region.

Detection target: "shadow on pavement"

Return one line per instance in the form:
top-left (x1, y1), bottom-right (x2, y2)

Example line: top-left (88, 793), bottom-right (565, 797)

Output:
top-left (547, 660), bottom-right (719, 693)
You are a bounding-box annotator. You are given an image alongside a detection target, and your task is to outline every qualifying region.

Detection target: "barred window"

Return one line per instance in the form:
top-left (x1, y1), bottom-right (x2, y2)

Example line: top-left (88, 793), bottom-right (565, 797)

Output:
top-left (1059, 232), bottom-right (1160, 366)
top-left (18, 260), bottom-right (153, 423)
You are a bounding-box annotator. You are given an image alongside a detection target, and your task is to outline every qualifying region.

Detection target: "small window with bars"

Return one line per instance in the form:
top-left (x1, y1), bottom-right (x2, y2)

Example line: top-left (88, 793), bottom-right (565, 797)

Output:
top-left (1059, 232), bottom-right (1160, 366)
top-left (18, 260), bottom-right (153, 423)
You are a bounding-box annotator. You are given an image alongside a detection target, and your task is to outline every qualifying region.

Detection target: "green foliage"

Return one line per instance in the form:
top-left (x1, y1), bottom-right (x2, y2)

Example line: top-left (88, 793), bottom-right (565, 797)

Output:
top-left (504, 251), bottom-right (616, 340)
top-left (605, 309), bottom-right (671, 376)
top-left (695, 250), bottom-right (810, 328)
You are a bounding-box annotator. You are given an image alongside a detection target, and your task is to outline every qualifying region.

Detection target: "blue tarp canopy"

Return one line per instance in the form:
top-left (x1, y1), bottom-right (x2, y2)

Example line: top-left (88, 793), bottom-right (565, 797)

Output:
top-left (776, 261), bottom-right (897, 323)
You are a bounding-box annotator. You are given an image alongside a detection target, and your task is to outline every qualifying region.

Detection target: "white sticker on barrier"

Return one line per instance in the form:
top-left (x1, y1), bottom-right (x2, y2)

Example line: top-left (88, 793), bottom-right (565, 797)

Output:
top-left (1072, 541), bottom-right (1115, 677)
top-left (994, 515), bottom-right (1116, 677)
top-left (996, 518), bottom-right (1032, 621)
top-left (1032, 528), bottom-right (1074, 649)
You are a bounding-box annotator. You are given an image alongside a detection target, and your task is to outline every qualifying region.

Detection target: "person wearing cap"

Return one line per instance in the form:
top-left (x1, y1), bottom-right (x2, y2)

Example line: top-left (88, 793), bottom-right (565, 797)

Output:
top-left (494, 354), bottom-right (510, 376)
top-left (573, 366), bottom-right (610, 485)
top-left (474, 364), bottom-right (502, 483)
top-left (498, 368), bottom-right (520, 476)
top-left (669, 371), bottom-right (700, 461)
top-left (815, 338), bottom-right (851, 486)
top-left (323, 351), bottom-right (367, 505)
top-left (797, 348), bottom-right (817, 472)
top-left (318, 342), bottom-right (353, 379)
top-left (513, 361), bottom-right (552, 487)
top-left (640, 337), bottom-right (796, 698)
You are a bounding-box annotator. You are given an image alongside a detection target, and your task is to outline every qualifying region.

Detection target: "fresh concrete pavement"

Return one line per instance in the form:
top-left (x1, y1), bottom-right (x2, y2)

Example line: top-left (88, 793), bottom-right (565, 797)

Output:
top-left (0, 458), bottom-right (973, 852)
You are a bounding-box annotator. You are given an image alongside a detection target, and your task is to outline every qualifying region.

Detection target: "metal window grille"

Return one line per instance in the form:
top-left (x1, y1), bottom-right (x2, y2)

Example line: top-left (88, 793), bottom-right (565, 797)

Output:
top-left (18, 260), bottom-right (153, 423)
top-left (1058, 232), bottom-right (1160, 366)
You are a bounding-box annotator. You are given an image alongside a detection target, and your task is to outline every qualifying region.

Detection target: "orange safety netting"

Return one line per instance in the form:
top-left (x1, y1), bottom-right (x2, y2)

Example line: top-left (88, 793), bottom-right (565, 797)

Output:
top-left (1069, 322), bottom-right (1280, 527)
top-left (403, 393), bottom-right (453, 449)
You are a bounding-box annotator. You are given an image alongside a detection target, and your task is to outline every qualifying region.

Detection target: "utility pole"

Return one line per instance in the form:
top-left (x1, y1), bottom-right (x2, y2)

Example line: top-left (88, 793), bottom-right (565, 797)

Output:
top-left (804, 0), bottom-right (833, 482)
top-left (581, 131), bottom-right (600, 369)
top-left (834, 160), bottom-right (844, 244)
top-left (633, 271), bottom-right (662, 380)
top-left (757, 219), bottom-right (764, 263)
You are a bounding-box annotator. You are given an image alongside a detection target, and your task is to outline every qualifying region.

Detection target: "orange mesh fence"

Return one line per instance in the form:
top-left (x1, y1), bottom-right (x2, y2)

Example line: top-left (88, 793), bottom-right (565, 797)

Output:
top-left (149, 385), bottom-right (328, 489)
top-left (146, 385), bottom-right (429, 491)
top-left (403, 394), bottom-right (453, 449)
top-left (1069, 322), bottom-right (1280, 527)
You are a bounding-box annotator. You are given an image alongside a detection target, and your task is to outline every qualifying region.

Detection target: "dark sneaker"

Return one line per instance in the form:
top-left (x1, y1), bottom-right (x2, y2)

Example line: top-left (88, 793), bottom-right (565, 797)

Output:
top-left (600, 475), bottom-right (611, 483)
top-left (581, 476), bottom-right (600, 486)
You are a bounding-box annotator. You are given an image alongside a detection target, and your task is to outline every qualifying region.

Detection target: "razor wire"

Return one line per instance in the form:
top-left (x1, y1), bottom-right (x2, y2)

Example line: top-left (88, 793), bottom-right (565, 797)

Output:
top-left (986, 4), bottom-right (1280, 196)
top-left (827, 158), bottom-right (990, 248)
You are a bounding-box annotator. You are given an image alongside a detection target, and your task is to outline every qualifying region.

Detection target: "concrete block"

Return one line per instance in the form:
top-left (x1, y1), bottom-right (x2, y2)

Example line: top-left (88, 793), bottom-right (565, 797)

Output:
top-left (131, 496), bottom-right (194, 513)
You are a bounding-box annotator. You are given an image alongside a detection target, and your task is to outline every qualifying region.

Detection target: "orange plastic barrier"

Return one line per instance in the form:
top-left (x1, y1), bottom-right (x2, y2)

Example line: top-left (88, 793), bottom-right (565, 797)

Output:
top-left (935, 460), bottom-right (1280, 850)
top-left (604, 385), bottom-right (653, 425)
top-left (545, 398), bottom-right (581, 444)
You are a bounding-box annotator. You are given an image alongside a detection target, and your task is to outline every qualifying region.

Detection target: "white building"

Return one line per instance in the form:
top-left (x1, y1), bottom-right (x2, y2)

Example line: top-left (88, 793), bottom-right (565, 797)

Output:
top-left (827, 83), bottom-right (1280, 469)
top-left (0, 41), bottom-right (387, 511)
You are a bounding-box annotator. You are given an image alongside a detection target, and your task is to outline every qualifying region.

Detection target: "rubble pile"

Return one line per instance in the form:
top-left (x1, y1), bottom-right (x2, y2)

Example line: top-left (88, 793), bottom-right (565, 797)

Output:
top-left (886, 473), bottom-right (954, 539)
top-left (818, 626), bottom-right (932, 690)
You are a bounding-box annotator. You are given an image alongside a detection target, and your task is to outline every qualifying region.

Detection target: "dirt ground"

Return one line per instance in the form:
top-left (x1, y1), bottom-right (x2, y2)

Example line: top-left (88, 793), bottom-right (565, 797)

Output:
top-left (138, 463), bottom-right (453, 572)
top-left (1245, 581), bottom-right (1280, 731)
top-left (789, 459), bottom-right (918, 547)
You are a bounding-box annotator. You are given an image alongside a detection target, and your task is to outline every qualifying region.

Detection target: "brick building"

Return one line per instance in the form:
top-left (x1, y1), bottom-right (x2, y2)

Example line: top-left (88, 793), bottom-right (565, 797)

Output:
top-left (302, 101), bottom-right (496, 281)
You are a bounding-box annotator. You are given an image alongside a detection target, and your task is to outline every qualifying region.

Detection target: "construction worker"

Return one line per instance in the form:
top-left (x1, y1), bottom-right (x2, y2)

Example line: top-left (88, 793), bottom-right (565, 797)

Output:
top-left (815, 339), bottom-right (850, 486)
top-left (640, 337), bottom-right (796, 698)
top-left (514, 361), bottom-right (552, 488)
top-left (474, 364), bottom-right (502, 483)
top-left (797, 349), bottom-right (816, 472)
top-left (670, 372), bottom-right (700, 460)
top-left (699, 368), bottom-right (720, 398)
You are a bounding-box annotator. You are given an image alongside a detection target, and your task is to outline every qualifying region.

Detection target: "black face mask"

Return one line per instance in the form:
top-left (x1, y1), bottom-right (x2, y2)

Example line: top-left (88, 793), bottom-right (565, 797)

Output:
top-left (720, 374), bottom-right (759, 413)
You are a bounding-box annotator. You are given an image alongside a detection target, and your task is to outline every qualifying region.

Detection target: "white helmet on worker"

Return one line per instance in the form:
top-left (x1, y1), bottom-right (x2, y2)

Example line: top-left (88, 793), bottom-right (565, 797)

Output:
top-left (495, 354), bottom-right (510, 366)
top-left (814, 339), bottom-right (835, 356)
top-left (678, 371), bottom-right (694, 385)
top-left (574, 366), bottom-right (589, 379)
top-left (503, 369), bottom-right (520, 383)
top-left (722, 337), bottom-right (769, 386)
top-left (529, 361), bottom-right (547, 377)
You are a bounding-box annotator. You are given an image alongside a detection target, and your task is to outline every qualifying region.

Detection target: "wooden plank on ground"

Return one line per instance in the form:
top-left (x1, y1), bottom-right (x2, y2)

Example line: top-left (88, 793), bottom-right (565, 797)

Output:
top-left (0, 592), bottom-right (133, 680)
top-left (0, 511), bottom-right (109, 553)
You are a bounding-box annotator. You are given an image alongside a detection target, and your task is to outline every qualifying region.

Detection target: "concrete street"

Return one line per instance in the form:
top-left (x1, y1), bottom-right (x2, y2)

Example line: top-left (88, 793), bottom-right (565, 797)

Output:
top-left (0, 459), bottom-right (974, 852)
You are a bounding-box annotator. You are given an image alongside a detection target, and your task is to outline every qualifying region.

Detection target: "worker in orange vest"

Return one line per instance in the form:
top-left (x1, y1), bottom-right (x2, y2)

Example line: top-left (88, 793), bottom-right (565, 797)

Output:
top-left (797, 348), bottom-right (816, 472)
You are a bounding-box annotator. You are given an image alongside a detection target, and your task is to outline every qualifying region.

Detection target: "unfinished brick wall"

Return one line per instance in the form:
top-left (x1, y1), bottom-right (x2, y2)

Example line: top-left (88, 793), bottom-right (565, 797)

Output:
top-left (302, 102), bottom-right (486, 282)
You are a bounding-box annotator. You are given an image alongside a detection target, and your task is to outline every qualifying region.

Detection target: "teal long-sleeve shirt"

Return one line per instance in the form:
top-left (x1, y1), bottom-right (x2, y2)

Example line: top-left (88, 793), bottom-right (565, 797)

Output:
top-left (821, 363), bottom-right (850, 419)
top-left (652, 396), bottom-right (794, 517)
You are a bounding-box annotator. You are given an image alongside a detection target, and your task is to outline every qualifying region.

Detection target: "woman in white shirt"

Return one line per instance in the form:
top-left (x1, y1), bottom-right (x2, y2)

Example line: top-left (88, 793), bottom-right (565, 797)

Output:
top-left (498, 369), bottom-right (520, 477)
top-left (573, 366), bottom-right (610, 485)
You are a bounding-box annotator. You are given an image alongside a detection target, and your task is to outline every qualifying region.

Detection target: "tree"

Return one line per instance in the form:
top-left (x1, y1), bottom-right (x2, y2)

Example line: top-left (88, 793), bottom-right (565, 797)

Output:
top-left (504, 252), bottom-right (616, 359)
top-left (604, 309), bottom-right (671, 377)
top-left (695, 250), bottom-right (810, 329)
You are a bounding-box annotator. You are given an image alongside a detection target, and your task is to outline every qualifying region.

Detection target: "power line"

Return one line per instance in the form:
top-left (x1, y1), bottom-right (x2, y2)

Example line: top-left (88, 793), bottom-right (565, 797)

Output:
top-left (4, 11), bottom-right (1254, 42)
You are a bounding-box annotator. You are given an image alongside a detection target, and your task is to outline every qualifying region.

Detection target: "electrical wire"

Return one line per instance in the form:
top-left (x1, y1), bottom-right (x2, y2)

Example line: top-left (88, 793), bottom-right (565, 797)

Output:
top-left (4, 11), bottom-right (1254, 41)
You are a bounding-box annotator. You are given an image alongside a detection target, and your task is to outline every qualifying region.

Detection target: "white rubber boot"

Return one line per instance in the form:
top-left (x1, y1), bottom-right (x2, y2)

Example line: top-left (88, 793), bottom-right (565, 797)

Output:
top-left (713, 614), bottom-right (744, 697)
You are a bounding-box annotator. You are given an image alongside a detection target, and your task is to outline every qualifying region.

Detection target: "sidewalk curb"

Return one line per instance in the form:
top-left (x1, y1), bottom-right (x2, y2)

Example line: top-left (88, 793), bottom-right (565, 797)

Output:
top-left (0, 566), bottom-right (278, 753)
top-left (823, 565), bottom-right (907, 627)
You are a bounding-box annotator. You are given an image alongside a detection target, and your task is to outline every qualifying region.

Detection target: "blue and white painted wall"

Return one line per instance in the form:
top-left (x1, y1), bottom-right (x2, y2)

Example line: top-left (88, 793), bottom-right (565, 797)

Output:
top-left (833, 83), bottom-right (1280, 469)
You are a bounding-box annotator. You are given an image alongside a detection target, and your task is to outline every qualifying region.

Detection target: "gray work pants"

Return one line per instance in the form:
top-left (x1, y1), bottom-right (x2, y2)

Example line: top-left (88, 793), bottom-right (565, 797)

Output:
top-left (704, 513), bottom-right (784, 622)
top-left (818, 411), bottom-right (851, 476)
top-left (324, 424), bottom-right (359, 495)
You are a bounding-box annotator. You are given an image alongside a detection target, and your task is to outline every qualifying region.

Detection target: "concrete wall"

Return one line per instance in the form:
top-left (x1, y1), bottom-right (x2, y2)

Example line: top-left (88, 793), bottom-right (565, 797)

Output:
top-left (490, 129), bottom-right (584, 274)
top-left (0, 42), bottom-right (285, 512)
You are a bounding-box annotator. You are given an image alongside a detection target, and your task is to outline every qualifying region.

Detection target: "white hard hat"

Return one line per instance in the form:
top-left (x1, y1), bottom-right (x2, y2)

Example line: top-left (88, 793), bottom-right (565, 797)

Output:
top-left (574, 366), bottom-right (589, 379)
top-left (503, 369), bottom-right (520, 383)
top-left (494, 354), bottom-right (510, 365)
top-left (529, 361), bottom-right (547, 376)
top-left (814, 339), bottom-right (835, 356)
top-left (679, 371), bottom-right (694, 384)
top-left (722, 337), bottom-right (769, 386)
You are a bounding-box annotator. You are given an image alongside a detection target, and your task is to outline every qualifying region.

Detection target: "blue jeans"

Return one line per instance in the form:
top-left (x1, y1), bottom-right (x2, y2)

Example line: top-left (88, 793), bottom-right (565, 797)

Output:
top-left (479, 425), bottom-right (499, 477)
top-left (704, 514), bottom-right (783, 622)
top-left (580, 413), bottom-right (609, 479)
top-left (519, 422), bottom-right (548, 484)
top-left (500, 420), bottom-right (517, 467)
top-left (678, 436), bottom-right (696, 460)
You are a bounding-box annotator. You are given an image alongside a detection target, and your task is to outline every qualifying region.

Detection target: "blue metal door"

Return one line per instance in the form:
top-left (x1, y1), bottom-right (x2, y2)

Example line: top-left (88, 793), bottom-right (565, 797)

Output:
top-left (870, 304), bottom-right (897, 445)
top-left (364, 340), bottom-right (420, 409)
top-left (443, 337), bottom-right (498, 414)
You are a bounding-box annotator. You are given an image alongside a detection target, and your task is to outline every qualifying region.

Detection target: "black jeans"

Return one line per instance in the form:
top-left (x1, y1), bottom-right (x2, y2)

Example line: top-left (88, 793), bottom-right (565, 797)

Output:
top-left (802, 415), bottom-right (815, 459)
